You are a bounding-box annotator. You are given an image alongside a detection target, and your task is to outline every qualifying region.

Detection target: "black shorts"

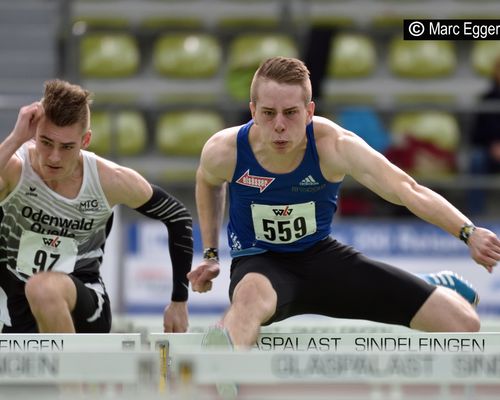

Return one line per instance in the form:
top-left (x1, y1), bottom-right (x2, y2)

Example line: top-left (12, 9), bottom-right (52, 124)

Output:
top-left (229, 237), bottom-right (436, 327)
top-left (1, 270), bottom-right (111, 333)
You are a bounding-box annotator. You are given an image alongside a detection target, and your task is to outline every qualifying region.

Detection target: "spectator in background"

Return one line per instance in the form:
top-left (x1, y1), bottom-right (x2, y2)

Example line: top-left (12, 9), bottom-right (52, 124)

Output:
top-left (468, 56), bottom-right (500, 214)
top-left (471, 56), bottom-right (500, 175)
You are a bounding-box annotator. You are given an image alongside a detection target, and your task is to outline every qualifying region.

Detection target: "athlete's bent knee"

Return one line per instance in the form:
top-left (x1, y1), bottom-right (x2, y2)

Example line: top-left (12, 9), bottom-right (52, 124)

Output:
top-left (25, 272), bottom-right (73, 307)
top-left (233, 273), bottom-right (277, 318)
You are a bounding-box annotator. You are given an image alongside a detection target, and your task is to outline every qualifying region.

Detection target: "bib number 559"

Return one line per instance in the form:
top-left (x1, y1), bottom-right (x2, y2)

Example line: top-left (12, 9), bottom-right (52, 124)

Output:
top-left (261, 217), bottom-right (307, 242)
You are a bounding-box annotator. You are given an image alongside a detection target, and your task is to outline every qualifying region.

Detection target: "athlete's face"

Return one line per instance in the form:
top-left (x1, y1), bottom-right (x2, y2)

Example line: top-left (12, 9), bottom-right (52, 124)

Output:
top-left (250, 80), bottom-right (314, 154)
top-left (33, 117), bottom-right (91, 180)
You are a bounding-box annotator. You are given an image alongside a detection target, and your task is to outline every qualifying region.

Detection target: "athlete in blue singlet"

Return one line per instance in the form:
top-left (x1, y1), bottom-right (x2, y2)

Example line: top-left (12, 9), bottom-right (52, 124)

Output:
top-left (228, 119), bottom-right (340, 257)
top-left (188, 57), bottom-right (500, 350)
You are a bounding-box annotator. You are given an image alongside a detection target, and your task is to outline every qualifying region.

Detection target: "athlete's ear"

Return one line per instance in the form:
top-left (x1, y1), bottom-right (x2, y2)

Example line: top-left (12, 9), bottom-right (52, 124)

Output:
top-left (249, 102), bottom-right (257, 124)
top-left (81, 130), bottom-right (92, 149)
top-left (306, 101), bottom-right (315, 124)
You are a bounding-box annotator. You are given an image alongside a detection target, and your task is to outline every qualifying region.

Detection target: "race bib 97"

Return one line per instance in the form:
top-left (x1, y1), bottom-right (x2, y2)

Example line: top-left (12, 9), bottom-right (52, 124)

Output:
top-left (17, 230), bottom-right (78, 276)
top-left (251, 201), bottom-right (317, 244)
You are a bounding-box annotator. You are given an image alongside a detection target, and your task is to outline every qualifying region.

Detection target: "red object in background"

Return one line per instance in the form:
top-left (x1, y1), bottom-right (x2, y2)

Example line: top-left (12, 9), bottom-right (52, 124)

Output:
top-left (385, 135), bottom-right (457, 175)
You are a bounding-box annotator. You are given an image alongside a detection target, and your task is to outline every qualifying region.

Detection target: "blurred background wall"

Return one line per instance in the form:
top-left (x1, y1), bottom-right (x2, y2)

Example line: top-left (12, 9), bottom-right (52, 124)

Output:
top-left (1, 0), bottom-right (499, 325)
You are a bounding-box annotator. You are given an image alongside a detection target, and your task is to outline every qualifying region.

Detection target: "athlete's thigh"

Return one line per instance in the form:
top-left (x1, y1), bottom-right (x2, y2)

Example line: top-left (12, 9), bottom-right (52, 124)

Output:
top-left (229, 253), bottom-right (302, 315)
top-left (299, 239), bottom-right (435, 327)
top-left (69, 275), bottom-right (111, 333)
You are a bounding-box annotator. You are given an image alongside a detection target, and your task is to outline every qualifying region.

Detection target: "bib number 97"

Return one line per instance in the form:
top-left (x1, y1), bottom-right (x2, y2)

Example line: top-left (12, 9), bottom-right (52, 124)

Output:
top-left (34, 250), bottom-right (60, 272)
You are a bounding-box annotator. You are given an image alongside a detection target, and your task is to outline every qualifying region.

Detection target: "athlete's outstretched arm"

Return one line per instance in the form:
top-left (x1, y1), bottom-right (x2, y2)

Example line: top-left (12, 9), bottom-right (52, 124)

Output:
top-left (334, 130), bottom-right (500, 272)
top-left (314, 117), bottom-right (500, 272)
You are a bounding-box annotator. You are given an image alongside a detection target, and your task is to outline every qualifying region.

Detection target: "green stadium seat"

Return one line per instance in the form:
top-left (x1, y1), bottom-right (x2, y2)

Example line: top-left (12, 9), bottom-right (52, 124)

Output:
top-left (88, 111), bottom-right (111, 155)
top-left (391, 111), bottom-right (459, 151)
top-left (153, 33), bottom-right (222, 78)
top-left (89, 110), bottom-right (146, 156)
top-left (388, 111), bottom-right (460, 177)
top-left (389, 38), bottom-right (456, 78)
top-left (327, 33), bottom-right (376, 78)
top-left (156, 110), bottom-right (224, 156)
top-left (471, 41), bottom-right (500, 77)
top-left (226, 33), bottom-right (299, 101)
top-left (80, 33), bottom-right (140, 78)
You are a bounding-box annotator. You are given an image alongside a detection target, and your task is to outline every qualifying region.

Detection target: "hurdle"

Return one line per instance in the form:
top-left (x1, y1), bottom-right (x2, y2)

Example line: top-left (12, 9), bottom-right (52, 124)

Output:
top-left (0, 333), bottom-right (142, 352)
top-left (151, 332), bottom-right (500, 355)
top-left (0, 334), bottom-right (158, 399)
top-left (150, 332), bottom-right (500, 399)
top-left (169, 350), bottom-right (500, 400)
top-left (0, 351), bottom-right (158, 384)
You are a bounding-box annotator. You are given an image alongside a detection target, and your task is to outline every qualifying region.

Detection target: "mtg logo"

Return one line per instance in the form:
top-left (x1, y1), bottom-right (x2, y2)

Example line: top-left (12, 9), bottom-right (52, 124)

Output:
top-left (79, 199), bottom-right (100, 212)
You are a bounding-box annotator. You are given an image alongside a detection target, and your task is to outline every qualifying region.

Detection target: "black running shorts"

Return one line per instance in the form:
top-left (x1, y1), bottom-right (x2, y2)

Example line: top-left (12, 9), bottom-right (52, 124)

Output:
top-left (229, 237), bottom-right (436, 327)
top-left (1, 270), bottom-right (111, 333)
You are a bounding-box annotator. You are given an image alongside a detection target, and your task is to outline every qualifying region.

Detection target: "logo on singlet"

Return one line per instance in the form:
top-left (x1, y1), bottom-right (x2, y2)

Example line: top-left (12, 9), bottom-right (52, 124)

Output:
top-left (235, 169), bottom-right (275, 193)
top-left (299, 175), bottom-right (319, 186)
top-left (25, 186), bottom-right (38, 197)
top-left (79, 199), bottom-right (100, 212)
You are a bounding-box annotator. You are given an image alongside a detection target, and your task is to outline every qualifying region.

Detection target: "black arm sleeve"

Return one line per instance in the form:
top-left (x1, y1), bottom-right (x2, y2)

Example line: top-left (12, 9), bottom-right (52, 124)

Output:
top-left (135, 184), bottom-right (193, 301)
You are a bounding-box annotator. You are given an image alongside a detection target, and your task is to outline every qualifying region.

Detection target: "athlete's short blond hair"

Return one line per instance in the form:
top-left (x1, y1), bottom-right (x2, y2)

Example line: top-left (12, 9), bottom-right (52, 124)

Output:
top-left (250, 57), bottom-right (312, 105)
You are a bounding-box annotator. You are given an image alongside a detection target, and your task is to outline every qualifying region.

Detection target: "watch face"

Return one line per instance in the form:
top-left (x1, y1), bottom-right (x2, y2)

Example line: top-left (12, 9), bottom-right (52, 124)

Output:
top-left (460, 224), bottom-right (476, 243)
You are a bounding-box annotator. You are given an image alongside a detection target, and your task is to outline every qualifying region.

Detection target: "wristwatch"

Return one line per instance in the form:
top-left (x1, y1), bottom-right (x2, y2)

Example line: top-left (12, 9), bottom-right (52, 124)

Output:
top-left (459, 223), bottom-right (476, 245)
top-left (203, 247), bottom-right (219, 262)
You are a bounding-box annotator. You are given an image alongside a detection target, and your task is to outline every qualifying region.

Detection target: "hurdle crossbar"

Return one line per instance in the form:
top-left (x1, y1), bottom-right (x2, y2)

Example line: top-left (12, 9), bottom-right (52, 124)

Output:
top-left (0, 333), bottom-right (142, 352)
top-left (174, 350), bottom-right (500, 384)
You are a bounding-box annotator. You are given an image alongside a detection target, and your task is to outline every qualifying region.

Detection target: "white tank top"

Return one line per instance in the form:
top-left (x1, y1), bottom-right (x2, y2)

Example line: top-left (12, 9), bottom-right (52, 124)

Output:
top-left (0, 143), bottom-right (113, 282)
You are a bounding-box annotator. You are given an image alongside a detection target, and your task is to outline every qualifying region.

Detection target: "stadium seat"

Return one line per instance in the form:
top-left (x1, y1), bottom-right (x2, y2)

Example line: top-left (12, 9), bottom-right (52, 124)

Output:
top-left (88, 111), bottom-right (111, 155)
top-left (153, 33), bottom-right (222, 78)
top-left (387, 111), bottom-right (459, 177)
top-left (80, 33), bottom-right (140, 78)
top-left (389, 38), bottom-right (456, 78)
top-left (391, 111), bottom-right (459, 151)
top-left (226, 33), bottom-right (298, 100)
top-left (89, 110), bottom-right (146, 156)
top-left (155, 110), bottom-right (224, 156)
top-left (471, 41), bottom-right (500, 77)
top-left (115, 111), bottom-right (147, 156)
top-left (327, 33), bottom-right (376, 78)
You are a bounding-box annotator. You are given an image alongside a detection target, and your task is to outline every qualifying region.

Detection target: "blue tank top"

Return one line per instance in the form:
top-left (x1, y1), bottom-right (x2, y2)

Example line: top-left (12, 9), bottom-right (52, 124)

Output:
top-left (228, 120), bottom-right (342, 257)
